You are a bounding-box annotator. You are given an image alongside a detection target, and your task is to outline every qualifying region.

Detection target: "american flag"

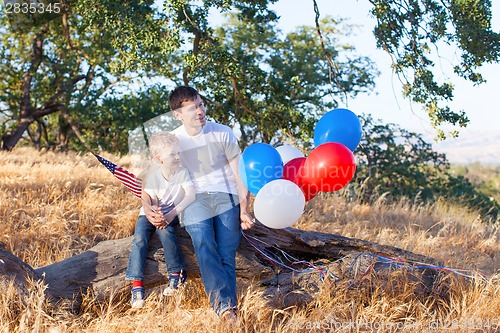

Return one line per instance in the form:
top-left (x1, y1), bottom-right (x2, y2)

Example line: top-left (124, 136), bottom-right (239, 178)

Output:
top-left (94, 154), bottom-right (142, 198)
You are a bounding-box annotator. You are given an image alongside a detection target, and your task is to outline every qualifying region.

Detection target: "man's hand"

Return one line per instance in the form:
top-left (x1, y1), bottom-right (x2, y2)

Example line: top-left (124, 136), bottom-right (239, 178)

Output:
top-left (163, 210), bottom-right (177, 224)
top-left (240, 212), bottom-right (254, 230)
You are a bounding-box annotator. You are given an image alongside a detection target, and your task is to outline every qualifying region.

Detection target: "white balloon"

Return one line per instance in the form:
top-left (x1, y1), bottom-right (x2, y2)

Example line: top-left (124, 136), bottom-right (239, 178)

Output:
top-left (276, 144), bottom-right (304, 165)
top-left (254, 179), bottom-right (306, 229)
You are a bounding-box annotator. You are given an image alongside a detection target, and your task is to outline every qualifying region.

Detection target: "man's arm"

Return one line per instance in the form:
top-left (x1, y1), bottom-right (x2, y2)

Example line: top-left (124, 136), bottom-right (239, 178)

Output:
top-left (229, 154), bottom-right (254, 230)
top-left (164, 185), bottom-right (196, 223)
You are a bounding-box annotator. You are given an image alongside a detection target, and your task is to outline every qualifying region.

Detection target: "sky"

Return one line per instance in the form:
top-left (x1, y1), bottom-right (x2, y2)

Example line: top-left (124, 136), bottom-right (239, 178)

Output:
top-left (262, 0), bottom-right (500, 138)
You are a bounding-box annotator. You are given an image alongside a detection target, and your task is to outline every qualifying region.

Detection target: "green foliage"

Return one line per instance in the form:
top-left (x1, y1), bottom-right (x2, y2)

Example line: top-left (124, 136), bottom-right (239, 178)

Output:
top-left (451, 163), bottom-right (500, 204)
top-left (2, 0), bottom-right (499, 151)
top-left (352, 115), bottom-right (499, 221)
top-left (437, 173), bottom-right (499, 221)
top-left (354, 114), bottom-right (449, 201)
top-left (75, 84), bottom-right (171, 154)
top-left (0, 0), bottom-right (176, 150)
top-left (191, 15), bottom-right (377, 146)
top-left (369, 0), bottom-right (500, 138)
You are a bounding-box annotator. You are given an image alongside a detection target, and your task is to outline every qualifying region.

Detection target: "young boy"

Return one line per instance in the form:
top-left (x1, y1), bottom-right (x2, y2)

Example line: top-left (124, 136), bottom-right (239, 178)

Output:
top-left (125, 131), bottom-right (196, 308)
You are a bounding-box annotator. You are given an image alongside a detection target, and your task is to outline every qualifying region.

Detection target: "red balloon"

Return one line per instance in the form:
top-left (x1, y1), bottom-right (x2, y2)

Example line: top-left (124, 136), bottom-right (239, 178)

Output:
top-left (303, 142), bottom-right (356, 192)
top-left (283, 157), bottom-right (319, 201)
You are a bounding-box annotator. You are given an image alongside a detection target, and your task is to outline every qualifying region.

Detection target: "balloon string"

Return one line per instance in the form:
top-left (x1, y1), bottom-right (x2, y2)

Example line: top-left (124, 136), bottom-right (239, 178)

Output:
top-left (349, 253), bottom-right (490, 283)
top-left (371, 254), bottom-right (490, 281)
top-left (242, 231), bottom-right (302, 272)
top-left (242, 231), bottom-right (341, 280)
top-left (242, 231), bottom-right (490, 283)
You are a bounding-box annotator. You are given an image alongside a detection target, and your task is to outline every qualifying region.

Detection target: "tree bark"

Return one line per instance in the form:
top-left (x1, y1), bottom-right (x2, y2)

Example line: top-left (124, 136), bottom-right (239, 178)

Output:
top-left (0, 242), bottom-right (43, 302)
top-left (2, 224), bottom-right (441, 310)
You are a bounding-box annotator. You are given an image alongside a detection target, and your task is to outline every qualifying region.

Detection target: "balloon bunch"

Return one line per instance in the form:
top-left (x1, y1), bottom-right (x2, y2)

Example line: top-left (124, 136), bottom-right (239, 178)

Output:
top-left (239, 108), bottom-right (362, 229)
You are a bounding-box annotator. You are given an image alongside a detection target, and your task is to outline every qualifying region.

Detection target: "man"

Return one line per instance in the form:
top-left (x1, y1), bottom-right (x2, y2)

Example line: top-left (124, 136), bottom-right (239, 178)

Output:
top-left (170, 86), bottom-right (254, 320)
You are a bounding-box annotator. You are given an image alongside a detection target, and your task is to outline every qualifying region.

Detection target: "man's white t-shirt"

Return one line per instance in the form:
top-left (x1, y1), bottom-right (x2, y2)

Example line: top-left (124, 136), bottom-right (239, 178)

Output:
top-left (173, 121), bottom-right (240, 195)
top-left (139, 166), bottom-right (193, 216)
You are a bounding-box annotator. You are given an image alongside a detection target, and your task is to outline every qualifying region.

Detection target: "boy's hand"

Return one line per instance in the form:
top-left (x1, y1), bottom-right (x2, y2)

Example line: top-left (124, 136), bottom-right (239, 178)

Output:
top-left (240, 212), bottom-right (254, 230)
top-left (146, 205), bottom-right (166, 228)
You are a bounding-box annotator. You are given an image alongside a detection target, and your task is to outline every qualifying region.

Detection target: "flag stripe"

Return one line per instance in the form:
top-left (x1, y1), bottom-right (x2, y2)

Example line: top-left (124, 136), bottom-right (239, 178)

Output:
top-left (94, 154), bottom-right (143, 198)
top-left (116, 173), bottom-right (142, 189)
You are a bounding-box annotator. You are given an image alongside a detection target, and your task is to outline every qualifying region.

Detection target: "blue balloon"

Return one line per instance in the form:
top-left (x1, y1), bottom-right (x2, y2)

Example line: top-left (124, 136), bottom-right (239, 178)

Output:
top-left (238, 143), bottom-right (283, 195)
top-left (313, 108), bottom-right (362, 151)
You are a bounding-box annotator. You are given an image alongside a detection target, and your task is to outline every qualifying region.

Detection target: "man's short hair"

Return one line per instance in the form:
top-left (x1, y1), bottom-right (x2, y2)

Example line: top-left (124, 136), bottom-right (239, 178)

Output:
top-left (169, 86), bottom-right (200, 111)
top-left (148, 131), bottom-right (178, 157)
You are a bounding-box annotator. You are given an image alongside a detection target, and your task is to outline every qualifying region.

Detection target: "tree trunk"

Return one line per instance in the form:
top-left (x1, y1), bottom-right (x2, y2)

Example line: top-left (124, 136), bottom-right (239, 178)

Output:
top-left (2, 223), bottom-right (442, 310)
top-left (1, 119), bottom-right (33, 150)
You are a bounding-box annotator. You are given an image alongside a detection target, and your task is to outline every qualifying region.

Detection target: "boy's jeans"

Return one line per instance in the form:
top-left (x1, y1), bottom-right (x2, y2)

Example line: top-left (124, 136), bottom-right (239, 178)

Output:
top-left (125, 215), bottom-right (184, 281)
top-left (183, 192), bottom-right (241, 316)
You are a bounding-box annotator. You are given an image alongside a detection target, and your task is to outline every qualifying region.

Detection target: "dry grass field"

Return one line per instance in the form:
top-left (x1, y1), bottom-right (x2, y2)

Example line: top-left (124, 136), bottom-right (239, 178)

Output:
top-left (1, 147), bottom-right (499, 333)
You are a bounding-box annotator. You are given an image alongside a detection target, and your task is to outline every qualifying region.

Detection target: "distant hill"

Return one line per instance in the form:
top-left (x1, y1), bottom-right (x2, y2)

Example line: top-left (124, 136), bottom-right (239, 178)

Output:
top-left (431, 130), bottom-right (500, 165)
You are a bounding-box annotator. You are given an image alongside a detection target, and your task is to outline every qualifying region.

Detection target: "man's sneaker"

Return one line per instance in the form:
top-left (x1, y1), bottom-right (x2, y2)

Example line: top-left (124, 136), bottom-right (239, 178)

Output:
top-left (163, 270), bottom-right (187, 296)
top-left (131, 286), bottom-right (145, 308)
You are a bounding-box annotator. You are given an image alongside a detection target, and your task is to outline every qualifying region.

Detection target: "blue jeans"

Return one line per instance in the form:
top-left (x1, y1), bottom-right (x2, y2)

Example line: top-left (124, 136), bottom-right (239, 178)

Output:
top-left (125, 215), bottom-right (184, 281)
top-left (183, 192), bottom-right (241, 316)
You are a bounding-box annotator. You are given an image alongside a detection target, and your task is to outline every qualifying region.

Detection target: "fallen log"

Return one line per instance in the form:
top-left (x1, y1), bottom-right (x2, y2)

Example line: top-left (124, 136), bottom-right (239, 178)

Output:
top-left (2, 223), bottom-right (441, 309)
top-left (0, 241), bottom-right (43, 302)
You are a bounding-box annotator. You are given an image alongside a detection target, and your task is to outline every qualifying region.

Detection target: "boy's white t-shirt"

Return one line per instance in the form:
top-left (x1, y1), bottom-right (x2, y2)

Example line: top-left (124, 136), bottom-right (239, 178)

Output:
top-left (139, 166), bottom-right (193, 216)
top-left (172, 121), bottom-right (240, 195)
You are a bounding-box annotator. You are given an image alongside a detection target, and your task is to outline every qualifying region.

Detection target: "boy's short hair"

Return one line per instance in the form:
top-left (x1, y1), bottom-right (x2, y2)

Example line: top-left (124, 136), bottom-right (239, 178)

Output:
top-left (148, 131), bottom-right (179, 158)
top-left (169, 86), bottom-right (200, 111)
